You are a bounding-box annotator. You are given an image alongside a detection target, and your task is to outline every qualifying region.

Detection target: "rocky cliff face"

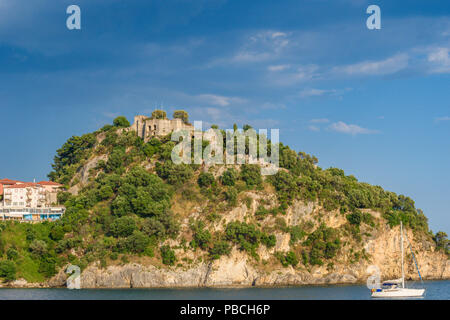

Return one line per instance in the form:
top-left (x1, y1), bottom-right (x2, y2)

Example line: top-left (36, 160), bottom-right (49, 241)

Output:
top-left (40, 200), bottom-right (449, 289)
top-left (4, 197), bottom-right (448, 289)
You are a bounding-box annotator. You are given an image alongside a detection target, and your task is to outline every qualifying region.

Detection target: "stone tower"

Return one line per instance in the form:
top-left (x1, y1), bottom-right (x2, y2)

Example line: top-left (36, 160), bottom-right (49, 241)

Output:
top-left (130, 114), bottom-right (194, 141)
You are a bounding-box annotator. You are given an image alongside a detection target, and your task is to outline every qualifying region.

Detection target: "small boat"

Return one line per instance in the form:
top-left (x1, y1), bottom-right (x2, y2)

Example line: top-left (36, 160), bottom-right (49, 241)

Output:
top-left (371, 222), bottom-right (426, 298)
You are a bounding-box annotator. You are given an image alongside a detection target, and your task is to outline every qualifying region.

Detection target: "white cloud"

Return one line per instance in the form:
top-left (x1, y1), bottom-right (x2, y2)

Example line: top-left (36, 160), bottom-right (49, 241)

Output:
top-left (196, 94), bottom-right (246, 107)
top-left (232, 52), bottom-right (273, 63)
top-left (310, 118), bottom-right (330, 124)
top-left (300, 88), bottom-right (338, 98)
top-left (435, 116), bottom-right (450, 122)
top-left (329, 121), bottom-right (378, 135)
top-left (268, 64), bottom-right (290, 72)
top-left (427, 48), bottom-right (450, 73)
top-left (271, 32), bottom-right (287, 38)
top-left (300, 88), bottom-right (330, 97)
top-left (299, 87), bottom-right (352, 98)
top-left (229, 30), bottom-right (291, 64)
top-left (308, 125), bottom-right (320, 132)
top-left (333, 54), bottom-right (409, 76)
top-left (270, 65), bottom-right (320, 86)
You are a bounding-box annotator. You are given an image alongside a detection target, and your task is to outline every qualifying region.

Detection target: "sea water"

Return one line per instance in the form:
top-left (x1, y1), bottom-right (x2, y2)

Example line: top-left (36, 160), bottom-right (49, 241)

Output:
top-left (0, 280), bottom-right (448, 300)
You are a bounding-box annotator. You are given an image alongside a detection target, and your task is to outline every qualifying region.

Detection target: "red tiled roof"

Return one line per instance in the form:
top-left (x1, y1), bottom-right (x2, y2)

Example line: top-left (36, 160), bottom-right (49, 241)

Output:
top-left (0, 178), bottom-right (25, 185)
top-left (0, 184), bottom-right (3, 196)
top-left (37, 181), bottom-right (63, 186)
top-left (4, 182), bottom-right (41, 189)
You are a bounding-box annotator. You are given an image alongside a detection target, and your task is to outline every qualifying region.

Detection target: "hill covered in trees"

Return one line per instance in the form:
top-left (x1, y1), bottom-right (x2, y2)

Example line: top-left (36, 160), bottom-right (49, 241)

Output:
top-left (0, 113), bottom-right (448, 286)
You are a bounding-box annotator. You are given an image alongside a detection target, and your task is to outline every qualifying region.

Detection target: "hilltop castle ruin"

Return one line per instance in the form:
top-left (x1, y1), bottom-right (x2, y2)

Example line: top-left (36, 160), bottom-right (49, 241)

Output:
top-left (130, 111), bottom-right (194, 141)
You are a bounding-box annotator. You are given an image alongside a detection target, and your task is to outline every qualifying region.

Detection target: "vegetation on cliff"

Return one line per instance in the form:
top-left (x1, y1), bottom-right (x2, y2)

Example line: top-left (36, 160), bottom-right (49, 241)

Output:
top-left (0, 113), bottom-right (448, 283)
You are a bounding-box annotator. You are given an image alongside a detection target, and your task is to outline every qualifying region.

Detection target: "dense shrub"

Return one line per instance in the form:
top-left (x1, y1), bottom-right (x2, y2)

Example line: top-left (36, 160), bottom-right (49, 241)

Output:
top-left (240, 164), bottom-right (262, 187)
top-left (125, 231), bottom-right (150, 253)
top-left (156, 161), bottom-right (194, 186)
top-left (261, 234), bottom-right (276, 248)
top-left (303, 225), bottom-right (341, 266)
top-left (109, 216), bottom-right (136, 238)
top-left (224, 187), bottom-right (238, 206)
top-left (160, 245), bottom-right (176, 265)
top-left (221, 168), bottom-right (238, 186)
top-left (209, 241), bottom-right (231, 259)
top-left (225, 221), bottom-right (274, 258)
top-left (173, 110), bottom-right (189, 124)
top-left (0, 260), bottom-right (17, 282)
top-left (289, 226), bottom-right (306, 244)
top-left (151, 110), bottom-right (167, 119)
top-left (277, 251), bottom-right (299, 267)
top-left (197, 172), bottom-right (215, 188)
top-left (434, 231), bottom-right (449, 254)
top-left (6, 248), bottom-right (19, 261)
top-left (113, 116), bottom-right (130, 128)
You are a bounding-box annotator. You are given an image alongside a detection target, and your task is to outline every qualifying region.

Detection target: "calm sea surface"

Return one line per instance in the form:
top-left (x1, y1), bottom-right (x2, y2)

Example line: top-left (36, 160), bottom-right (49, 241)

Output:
top-left (0, 280), bottom-right (448, 300)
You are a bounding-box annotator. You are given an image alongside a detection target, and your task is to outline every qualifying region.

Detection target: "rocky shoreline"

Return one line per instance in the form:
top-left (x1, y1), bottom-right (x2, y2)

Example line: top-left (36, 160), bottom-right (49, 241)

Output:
top-left (3, 248), bottom-right (449, 289)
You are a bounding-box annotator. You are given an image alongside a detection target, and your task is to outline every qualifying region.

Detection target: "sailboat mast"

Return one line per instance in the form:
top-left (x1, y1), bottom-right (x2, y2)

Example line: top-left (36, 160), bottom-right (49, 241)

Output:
top-left (400, 221), bottom-right (405, 288)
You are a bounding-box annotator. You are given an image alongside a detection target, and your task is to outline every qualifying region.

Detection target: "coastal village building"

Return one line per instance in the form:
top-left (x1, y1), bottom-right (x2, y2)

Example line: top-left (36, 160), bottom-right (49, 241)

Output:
top-left (131, 115), bottom-right (194, 141)
top-left (0, 179), bottom-right (65, 222)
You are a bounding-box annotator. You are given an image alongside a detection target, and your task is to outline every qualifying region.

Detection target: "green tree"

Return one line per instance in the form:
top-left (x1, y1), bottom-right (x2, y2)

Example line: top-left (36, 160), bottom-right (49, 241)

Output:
top-left (50, 225), bottom-right (65, 241)
top-left (278, 251), bottom-right (298, 267)
top-left (160, 245), bottom-right (176, 265)
top-left (6, 248), bottom-right (19, 261)
top-left (109, 216), bottom-right (136, 237)
top-left (434, 231), bottom-right (449, 253)
top-left (156, 161), bottom-right (193, 186)
top-left (173, 110), bottom-right (189, 124)
top-left (346, 211), bottom-right (363, 226)
top-left (0, 260), bottom-right (16, 282)
top-left (221, 168), bottom-right (238, 186)
top-left (209, 241), bottom-right (231, 259)
top-left (113, 116), bottom-right (130, 128)
top-left (240, 164), bottom-right (262, 187)
top-left (224, 187), bottom-right (238, 206)
top-left (98, 185), bottom-right (114, 200)
top-left (151, 110), bottom-right (167, 119)
top-left (197, 172), bottom-right (215, 188)
top-left (191, 223), bottom-right (212, 250)
top-left (29, 240), bottom-right (48, 256)
top-left (125, 231), bottom-right (150, 253)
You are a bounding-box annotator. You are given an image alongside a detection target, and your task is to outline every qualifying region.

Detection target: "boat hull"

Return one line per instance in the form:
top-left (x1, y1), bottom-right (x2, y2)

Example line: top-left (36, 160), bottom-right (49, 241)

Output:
top-left (371, 288), bottom-right (425, 298)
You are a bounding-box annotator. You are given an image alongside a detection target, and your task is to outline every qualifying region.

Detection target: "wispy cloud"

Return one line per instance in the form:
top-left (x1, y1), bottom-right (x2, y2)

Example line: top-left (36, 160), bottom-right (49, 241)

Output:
top-left (268, 64), bottom-right (290, 71)
top-left (269, 64), bottom-right (320, 86)
top-left (224, 30), bottom-right (291, 64)
top-left (329, 121), bottom-right (379, 135)
top-left (333, 54), bottom-right (409, 76)
top-left (308, 125), bottom-right (321, 132)
top-left (435, 116), bottom-right (450, 122)
top-left (300, 88), bottom-right (333, 97)
top-left (299, 87), bottom-right (353, 99)
top-left (427, 47), bottom-right (450, 73)
top-left (310, 118), bottom-right (330, 124)
top-left (196, 94), bottom-right (246, 107)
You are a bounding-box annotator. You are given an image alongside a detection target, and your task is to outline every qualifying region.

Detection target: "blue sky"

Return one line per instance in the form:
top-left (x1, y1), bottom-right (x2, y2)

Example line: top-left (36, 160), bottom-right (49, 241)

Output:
top-left (0, 0), bottom-right (449, 233)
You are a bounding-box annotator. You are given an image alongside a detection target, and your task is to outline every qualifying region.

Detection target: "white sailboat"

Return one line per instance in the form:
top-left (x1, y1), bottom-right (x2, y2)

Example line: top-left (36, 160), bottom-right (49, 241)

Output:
top-left (371, 221), bottom-right (426, 298)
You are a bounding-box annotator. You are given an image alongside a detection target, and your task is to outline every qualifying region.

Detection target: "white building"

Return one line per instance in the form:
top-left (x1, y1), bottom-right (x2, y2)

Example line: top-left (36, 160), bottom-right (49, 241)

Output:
top-left (0, 179), bottom-right (65, 222)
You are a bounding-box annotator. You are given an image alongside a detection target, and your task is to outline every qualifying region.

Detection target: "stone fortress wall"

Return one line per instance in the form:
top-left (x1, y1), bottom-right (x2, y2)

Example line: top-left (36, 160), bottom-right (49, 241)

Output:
top-left (130, 115), bottom-right (194, 141)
